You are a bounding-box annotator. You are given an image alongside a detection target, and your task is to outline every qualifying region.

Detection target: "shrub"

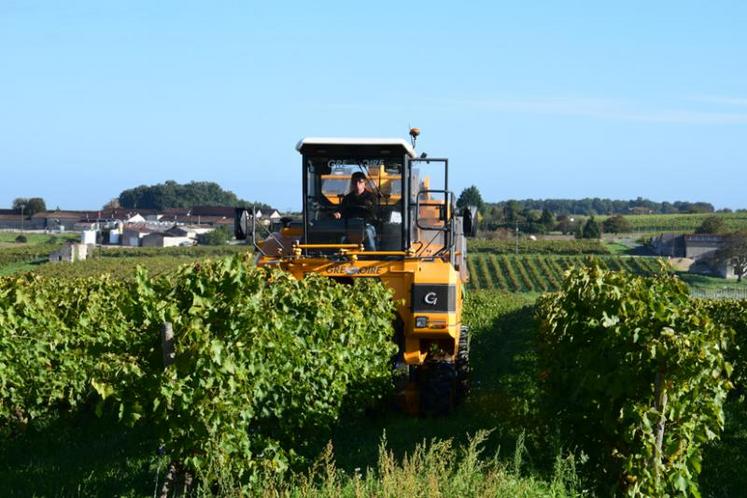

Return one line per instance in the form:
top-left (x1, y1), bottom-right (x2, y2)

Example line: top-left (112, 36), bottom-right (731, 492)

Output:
top-left (0, 255), bottom-right (397, 485)
top-left (197, 225), bottom-right (232, 245)
top-left (602, 214), bottom-right (633, 234)
top-left (695, 216), bottom-right (726, 234)
top-left (577, 216), bottom-right (601, 239)
top-left (702, 299), bottom-right (747, 389)
top-left (14, 234), bottom-right (27, 243)
top-left (536, 262), bottom-right (732, 496)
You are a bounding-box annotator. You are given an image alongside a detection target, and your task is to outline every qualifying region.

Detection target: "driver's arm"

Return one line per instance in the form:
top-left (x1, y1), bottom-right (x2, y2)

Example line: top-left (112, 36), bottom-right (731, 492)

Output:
top-left (333, 194), bottom-right (348, 219)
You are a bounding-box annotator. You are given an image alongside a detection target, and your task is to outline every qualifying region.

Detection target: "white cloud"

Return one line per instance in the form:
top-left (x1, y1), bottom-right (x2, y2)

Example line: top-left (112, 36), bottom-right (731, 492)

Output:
top-left (456, 97), bottom-right (747, 125)
top-left (689, 95), bottom-right (747, 107)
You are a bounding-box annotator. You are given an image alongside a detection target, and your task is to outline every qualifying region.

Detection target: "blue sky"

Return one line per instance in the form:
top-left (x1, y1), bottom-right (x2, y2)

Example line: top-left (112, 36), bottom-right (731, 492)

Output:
top-left (1, 1), bottom-right (746, 211)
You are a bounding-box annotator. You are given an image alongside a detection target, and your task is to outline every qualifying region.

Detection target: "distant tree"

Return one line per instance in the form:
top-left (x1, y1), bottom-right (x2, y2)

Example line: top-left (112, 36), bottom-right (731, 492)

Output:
top-left (197, 225), bottom-right (232, 245)
top-left (12, 197), bottom-right (46, 216)
top-left (715, 231), bottom-right (747, 282)
top-left (456, 186), bottom-right (484, 211)
top-left (237, 200), bottom-right (274, 213)
top-left (118, 180), bottom-right (263, 210)
top-left (695, 216), bottom-right (726, 234)
top-left (26, 198), bottom-right (46, 215)
top-left (555, 214), bottom-right (577, 235)
top-left (102, 198), bottom-right (121, 210)
top-left (602, 214), bottom-right (632, 234)
top-left (540, 208), bottom-right (554, 230)
top-left (578, 216), bottom-right (601, 239)
top-left (688, 202), bottom-right (715, 214)
top-left (502, 200), bottom-right (521, 224)
top-left (12, 198), bottom-right (27, 211)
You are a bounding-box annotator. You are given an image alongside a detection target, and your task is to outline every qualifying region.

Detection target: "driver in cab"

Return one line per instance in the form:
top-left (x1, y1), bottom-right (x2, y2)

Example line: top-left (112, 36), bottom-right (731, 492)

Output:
top-left (333, 171), bottom-right (377, 250)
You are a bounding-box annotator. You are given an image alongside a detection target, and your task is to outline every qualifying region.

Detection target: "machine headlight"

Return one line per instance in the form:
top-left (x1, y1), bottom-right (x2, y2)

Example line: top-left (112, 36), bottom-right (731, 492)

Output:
top-left (415, 316), bottom-right (428, 328)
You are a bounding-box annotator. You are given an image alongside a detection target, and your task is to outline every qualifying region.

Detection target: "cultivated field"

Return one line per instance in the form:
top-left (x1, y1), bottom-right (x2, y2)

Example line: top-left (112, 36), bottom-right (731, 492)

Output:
top-left (467, 253), bottom-right (664, 292)
top-left (595, 211), bottom-right (747, 233)
top-left (1, 237), bottom-right (746, 496)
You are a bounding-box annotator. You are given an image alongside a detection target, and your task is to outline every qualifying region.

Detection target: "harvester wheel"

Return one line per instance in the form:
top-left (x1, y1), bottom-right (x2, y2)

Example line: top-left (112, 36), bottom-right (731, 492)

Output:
top-left (419, 361), bottom-right (457, 417)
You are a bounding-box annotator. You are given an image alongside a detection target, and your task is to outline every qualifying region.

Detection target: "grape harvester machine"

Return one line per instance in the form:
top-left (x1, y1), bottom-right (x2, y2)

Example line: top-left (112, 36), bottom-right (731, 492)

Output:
top-left (235, 129), bottom-right (477, 414)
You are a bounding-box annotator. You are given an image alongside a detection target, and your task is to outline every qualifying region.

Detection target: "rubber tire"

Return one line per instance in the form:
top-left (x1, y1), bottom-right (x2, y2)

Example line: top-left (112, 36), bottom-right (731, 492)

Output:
top-left (419, 361), bottom-right (457, 417)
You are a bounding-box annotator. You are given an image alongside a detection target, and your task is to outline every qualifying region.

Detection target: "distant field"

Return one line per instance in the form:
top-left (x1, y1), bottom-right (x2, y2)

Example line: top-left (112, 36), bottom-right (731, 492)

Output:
top-left (0, 232), bottom-right (79, 246)
top-left (0, 233), bottom-right (81, 273)
top-left (677, 272), bottom-right (747, 299)
top-left (467, 254), bottom-right (664, 292)
top-left (595, 212), bottom-right (747, 233)
top-left (92, 244), bottom-right (248, 258)
top-left (0, 243), bottom-right (252, 279)
top-left (468, 238), bottom-right (609, 255)
top-left (29, 256), bottom-right (199, 279)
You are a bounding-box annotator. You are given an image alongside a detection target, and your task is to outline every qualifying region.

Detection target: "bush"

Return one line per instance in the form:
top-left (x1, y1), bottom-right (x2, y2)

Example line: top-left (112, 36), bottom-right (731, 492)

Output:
top-left (536, 262), bottom-right (733, 496)
top-left (695, 215), bottom-right (726, 234)
top-left (576, 216), bottom-right (601, 239)
top-left (602, 214), bottom-right (633, 234)
top-left (197, 225), bottom-right (232, 245)
top-left (14, 234), bottom-right (27, 243)
top-left (702, 299), bottom-right (747, 389)
top-left (0, 255), bottom-right (397, 485)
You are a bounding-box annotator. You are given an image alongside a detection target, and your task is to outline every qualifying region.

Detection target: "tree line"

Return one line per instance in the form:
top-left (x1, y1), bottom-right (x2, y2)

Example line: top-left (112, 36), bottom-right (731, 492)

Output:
top-left (117, 180), bottom-right (271, 211)
top-left (9, 181), bottom-right (272, 215)
top-left (455, 186), bottom-right (747, 234)
top-left (491, 197), bottom-right (717, 216)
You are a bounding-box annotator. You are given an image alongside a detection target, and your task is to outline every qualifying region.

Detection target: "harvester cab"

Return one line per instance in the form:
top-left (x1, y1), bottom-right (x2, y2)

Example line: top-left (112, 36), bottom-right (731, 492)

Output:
top-left (236, 130), bottom-right (476, 414)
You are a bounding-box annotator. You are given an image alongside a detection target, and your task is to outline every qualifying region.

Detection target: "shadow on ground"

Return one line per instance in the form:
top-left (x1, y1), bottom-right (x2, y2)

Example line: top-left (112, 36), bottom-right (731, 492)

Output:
top-left (0, 410), bottom-right (159, 497)
top-left (328, 304), bottom-right (551, 474)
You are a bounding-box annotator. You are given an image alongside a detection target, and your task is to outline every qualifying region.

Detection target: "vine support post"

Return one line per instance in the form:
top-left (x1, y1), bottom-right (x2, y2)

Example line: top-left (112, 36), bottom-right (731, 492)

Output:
top-left (161, 322), bottom-right (175, 368)
top-left (652, 368), bottom-right (668, 486)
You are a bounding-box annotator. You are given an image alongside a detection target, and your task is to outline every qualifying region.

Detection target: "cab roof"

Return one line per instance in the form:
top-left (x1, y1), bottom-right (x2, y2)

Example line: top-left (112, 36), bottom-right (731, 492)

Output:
top-left (296, 137), bottom-right (416, 159)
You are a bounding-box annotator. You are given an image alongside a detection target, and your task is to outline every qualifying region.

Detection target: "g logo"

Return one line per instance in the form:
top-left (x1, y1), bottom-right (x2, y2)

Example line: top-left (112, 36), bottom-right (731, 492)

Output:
top-left (424, 292), bottom-right (438, 306)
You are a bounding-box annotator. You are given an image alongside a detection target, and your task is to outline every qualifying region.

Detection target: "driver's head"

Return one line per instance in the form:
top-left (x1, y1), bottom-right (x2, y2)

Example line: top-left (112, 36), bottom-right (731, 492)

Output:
top-left (351, 172), bottom-right (367, 193)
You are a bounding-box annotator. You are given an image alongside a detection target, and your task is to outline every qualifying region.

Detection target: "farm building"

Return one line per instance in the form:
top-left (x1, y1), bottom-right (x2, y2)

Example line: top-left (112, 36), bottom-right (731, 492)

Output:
top-left (141, 233), bottom-right (194, 248)
top-left (650, 234), bottom-right (725, 259)
top-left (122, 225), bottom-right (157, 246)
top-left (49, 243), bottom-right (92, 263)
top-left (652, 233), bottom-right (738, 279)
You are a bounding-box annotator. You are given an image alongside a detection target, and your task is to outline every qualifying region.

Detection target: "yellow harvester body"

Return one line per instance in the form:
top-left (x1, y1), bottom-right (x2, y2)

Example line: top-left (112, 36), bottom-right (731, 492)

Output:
top-left (242, 136), bottom-right (474, 414)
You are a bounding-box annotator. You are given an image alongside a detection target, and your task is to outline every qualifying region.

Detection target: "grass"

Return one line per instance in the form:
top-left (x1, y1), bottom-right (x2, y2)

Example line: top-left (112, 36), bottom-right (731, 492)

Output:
top-left (700, 399), bottom-right (747, 498)
top-left (259, 431), bottom-right (581, 498)
top-left (0, 260), bottom-right (43, 276)
top-left (0, 410), bottom-right (159, 498)
top-left (676, 272), bottom-right (747, 299)
top-left (0, 231), bottom-right (79, 246)
top-left (676, 272), bottom-right (747, 290)
top-left (602, 241), bottom-right (632, 255)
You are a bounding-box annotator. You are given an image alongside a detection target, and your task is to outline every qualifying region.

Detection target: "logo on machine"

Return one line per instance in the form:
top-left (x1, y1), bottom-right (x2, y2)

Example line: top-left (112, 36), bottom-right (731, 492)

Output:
top-left (412, 284), bottom-right (455, 313)
top-left (424, 292), bottom-right (438, 306)
top-left (327, 264), bottom-right (383, 275)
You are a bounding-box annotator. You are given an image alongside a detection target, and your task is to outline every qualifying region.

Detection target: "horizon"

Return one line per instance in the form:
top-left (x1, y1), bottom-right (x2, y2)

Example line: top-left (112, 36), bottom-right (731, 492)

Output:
top-left (4, 189), bottom-right (744, 214)
top-left (1, 2), bottom-right (745, 211)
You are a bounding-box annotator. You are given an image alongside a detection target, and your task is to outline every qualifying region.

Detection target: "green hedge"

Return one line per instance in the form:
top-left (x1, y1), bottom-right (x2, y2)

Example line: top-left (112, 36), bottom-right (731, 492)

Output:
top-left (0, 255), bottom-right (396, 484)
top-left (702, 299), bottom-right (747, 389)
top-left (536, 263), bottom-right (732, 496)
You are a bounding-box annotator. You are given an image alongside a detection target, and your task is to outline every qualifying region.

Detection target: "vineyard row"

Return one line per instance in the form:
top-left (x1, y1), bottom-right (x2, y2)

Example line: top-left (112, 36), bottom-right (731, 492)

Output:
top-left (467, 254), bottom-right (664, 292)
